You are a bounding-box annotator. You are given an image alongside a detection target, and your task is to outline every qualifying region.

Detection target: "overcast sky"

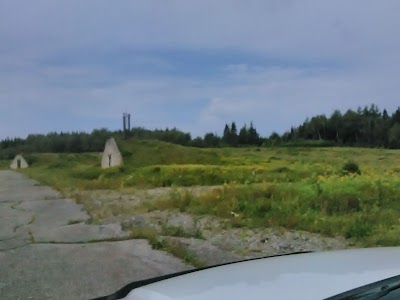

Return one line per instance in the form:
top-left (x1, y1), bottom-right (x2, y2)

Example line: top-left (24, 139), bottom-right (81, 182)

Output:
top-left (1, 0), bottom-right (400, 139)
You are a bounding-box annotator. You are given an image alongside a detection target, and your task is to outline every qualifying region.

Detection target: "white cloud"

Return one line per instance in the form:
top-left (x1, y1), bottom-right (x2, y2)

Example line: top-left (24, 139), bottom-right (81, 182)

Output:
top-left (1, 0), bottom-right (400, 138)
top-left (196, 62), bottom-right (400, 136)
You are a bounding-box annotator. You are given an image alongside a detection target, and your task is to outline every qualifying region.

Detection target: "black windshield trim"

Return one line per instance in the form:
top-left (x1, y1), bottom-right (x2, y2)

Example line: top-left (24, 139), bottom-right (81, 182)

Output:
top-left (324, 274), bottom-right (400, 300)
top-left (90, 250), bottom-right (312, 300)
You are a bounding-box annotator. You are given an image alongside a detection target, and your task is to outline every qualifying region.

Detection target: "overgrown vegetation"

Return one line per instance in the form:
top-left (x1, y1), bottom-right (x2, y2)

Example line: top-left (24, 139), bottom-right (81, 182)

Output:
top-left (129, 226), bottom-right (205, 267)
top-left (10, 138), bottom-right (400, 248)
top-left (0, 159), bottom-right (8, 169)
top-left (161, 225), bottom-right (205, 240)
top-left (19, 141), bottom-right (400, 191)
top-left (147, 174), bottom-right (400, 246)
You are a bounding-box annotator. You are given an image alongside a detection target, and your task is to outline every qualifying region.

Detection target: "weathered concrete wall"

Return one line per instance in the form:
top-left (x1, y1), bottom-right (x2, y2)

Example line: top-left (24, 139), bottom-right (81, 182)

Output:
top-left (10, 155), bottom-right (29, 169)
top-left (101, 138), bottom-right (123, 168)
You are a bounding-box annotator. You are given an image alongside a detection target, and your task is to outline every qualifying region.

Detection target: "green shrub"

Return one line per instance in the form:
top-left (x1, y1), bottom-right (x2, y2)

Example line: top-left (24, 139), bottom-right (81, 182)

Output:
top-left (342, 161), bottom-right (361, 175)
top-left (345, 217), bottom-right (373, 238)
top-left (24, 155), bottom-right (39, 166)
top-left (129, 227), bottom-right (164, 249)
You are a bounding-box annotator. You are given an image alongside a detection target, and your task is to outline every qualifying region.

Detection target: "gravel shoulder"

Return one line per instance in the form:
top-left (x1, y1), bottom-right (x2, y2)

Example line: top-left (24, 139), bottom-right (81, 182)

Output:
top-left (79, 187), bottom-right (352, 267)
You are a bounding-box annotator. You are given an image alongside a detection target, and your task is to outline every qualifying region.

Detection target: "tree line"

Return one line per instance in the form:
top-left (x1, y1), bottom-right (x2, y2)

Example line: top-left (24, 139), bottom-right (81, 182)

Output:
top-left (269, 104), bottom-right (400, 148)
top-left (2, 103), bottom-right (400, 158)
top-left (0, 123), bottom-right (261, 158)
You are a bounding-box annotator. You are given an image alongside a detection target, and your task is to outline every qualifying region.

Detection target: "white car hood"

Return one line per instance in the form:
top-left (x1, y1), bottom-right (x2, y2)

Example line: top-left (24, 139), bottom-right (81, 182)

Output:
top-left (122, 247), bottom-right (400, 300)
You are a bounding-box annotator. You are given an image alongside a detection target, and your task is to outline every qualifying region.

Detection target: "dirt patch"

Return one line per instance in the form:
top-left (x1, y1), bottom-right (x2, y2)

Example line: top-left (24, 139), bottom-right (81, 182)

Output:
top-left (126, 211), bottom-right (350, 259)
top-left (163, 236), bottom-right (243, 266)
top-left (80, 187), bottom-right (352, 264)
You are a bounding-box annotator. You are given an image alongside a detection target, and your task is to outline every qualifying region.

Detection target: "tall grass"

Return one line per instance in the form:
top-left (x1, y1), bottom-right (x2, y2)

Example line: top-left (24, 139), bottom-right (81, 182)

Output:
top-left (0, 160), bottom-right (9, 169)
top-left (16, 140), bottom-right (400, 247)
top-left (19, 141), bottom-right (400, 191)
top-left (149, 173), bottom-right (400, 246)
top-left (129, 226), bottom-right (205, 267)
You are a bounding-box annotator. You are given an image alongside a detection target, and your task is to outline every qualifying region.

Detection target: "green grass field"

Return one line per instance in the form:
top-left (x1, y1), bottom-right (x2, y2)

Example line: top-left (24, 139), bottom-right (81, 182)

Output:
top-left (0, 159), bottom-right (9, 169)
top-left (5, 139), bottom-right (400, 246)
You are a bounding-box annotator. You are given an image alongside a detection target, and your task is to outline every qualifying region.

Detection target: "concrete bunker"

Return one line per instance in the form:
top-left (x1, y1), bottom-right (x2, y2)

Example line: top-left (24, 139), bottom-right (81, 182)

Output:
top-left (101, 138), bottom-right (123, 168)
top-left (10, 154), bottom-right (29, 169)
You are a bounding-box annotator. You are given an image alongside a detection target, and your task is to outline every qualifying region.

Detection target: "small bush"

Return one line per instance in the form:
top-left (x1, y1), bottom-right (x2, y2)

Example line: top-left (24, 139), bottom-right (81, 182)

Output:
top-left (164, 239), bottom-right (205, 267)
top-left (342, 161), bottom-right (361, 175)
top-left (345, 218), bottom-right (373, 238)
top-left (130, 227), bottom-right (163, 248)
top-left (24, 155), bottom-right (39, 166)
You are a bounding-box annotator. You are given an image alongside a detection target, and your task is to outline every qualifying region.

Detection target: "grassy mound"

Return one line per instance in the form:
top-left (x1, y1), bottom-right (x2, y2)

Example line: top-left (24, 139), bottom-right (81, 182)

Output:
top-left (14, 139), bottom-right (400, 246)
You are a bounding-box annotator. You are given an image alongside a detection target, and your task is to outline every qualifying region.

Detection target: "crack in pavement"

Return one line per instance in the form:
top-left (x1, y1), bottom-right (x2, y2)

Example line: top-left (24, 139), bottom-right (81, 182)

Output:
top-left (0, 170), bottom-right (189, 300)
top-left (0, 236), bottom-right (18, 242)
top-left (0, 241), bottom-right (33, 252)
top-left (10, 201), bottom-right (23, 210)
top-left (1, 238), bottom-right (143, 248)
top-left (14, 222), bottom-right (29, 233)
top-left (0, 236), bottom-right (147, 252)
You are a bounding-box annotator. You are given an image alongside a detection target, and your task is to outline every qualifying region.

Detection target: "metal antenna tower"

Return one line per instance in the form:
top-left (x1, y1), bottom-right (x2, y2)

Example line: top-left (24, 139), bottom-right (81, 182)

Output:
top-left (123, 112), bottom-right (131, 139)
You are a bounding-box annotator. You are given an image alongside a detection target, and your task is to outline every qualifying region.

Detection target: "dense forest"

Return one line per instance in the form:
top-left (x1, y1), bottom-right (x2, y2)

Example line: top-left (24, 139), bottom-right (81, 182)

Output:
top-left (278, 104), bottom-right (400, 148)
top-left (1, 104), bottom-right (400, 158)
top-left (0, 122), bottom-right (261, 159)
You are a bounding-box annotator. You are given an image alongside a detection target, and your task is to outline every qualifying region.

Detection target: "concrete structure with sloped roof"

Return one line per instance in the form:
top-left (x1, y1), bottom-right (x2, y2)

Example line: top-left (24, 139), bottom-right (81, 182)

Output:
top-left (101, 138), bottom-right (123, 168)
top-left (10, 155), bottom-right (29, 169)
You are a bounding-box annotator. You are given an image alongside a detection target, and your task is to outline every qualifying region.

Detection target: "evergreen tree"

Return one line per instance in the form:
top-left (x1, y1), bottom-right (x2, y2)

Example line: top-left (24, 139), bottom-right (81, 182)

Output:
top-left (230, 122), bottom-right (239, 146)
top-left (222, 124), bottom-right (231, 145)
top-left (248, 122), bottom-right (260, 145)
top-left (238, 125), bottom-right (249, 145)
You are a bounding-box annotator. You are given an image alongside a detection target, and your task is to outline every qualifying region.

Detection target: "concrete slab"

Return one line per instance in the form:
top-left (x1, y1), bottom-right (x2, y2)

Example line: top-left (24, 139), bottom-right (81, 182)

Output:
top-left (0, 235), bottom-right (31, 251)
top-left (0, 240), bottom-right (190, 300)
top-left (17, 199), bottom-right (89, 227)
top-left (31, 223), bottom-right (130, 243)
top-left (0, 173), bottom-right (62, 203)
top-left (0, 171), bottom-right (189, 300)
top-left (0, 203), bottom-right (33, 240)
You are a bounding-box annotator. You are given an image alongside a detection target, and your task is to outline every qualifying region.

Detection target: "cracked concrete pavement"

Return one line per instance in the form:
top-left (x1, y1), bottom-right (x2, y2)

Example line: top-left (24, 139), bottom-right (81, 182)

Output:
top-left (0, 171), bottom-right (189, 300)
